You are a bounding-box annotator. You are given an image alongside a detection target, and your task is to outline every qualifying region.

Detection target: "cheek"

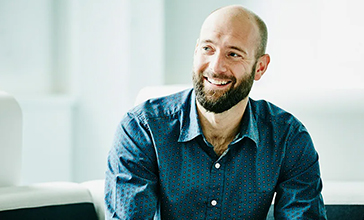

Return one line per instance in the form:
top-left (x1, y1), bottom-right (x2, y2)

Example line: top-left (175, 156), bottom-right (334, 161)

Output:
top-left (234, 63), bottom-right (253, 78)
top-left (193, 56), bottom-right (208, 73)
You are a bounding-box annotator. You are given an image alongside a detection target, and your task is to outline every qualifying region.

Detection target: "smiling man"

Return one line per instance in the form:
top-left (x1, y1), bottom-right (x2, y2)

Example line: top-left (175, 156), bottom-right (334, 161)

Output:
top-left (105, 5), bottom-right (327, 219)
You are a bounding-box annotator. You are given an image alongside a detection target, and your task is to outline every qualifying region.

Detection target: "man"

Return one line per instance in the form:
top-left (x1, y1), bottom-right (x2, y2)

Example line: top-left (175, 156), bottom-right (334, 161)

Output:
top-left (105, 5), bottom-right (327, 219)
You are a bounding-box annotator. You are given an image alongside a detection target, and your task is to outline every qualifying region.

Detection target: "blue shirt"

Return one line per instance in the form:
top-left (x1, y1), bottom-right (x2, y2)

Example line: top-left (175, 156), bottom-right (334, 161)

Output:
top-left (105, 88), bottom-right (327, 220)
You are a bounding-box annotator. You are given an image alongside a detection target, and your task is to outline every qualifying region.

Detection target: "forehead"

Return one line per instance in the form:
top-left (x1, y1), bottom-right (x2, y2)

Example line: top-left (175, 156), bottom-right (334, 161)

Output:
top-left (199, 9), bottom-right (259, 55)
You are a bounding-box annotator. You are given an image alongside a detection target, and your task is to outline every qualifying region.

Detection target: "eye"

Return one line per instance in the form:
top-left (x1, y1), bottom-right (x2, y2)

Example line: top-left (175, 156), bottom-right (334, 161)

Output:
top-left (202, 46), bottom-right (211, 51)
top-left (229, 52), bottom-right (240, 58)
top-left (201, 45), bottom-right (214, 55)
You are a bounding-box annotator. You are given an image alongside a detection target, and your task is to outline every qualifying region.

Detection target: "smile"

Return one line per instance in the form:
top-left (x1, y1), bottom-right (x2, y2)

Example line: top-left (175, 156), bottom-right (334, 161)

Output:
top-left (205, 77), bottom-right (232, 86)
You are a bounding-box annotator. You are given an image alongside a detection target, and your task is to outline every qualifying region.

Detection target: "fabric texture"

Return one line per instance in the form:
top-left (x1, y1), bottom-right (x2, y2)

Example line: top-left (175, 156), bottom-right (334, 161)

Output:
top-left (105, 88), bottom-right (327, 219)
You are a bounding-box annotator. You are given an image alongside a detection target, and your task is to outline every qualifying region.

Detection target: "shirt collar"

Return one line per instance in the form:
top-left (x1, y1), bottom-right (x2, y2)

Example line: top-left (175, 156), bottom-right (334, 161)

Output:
top-left (178, 91), bottom-right (259, 146)
top-left (232, 98), bottom-right (260, 146)
top-left (178, 90), bottom-right (203, 142)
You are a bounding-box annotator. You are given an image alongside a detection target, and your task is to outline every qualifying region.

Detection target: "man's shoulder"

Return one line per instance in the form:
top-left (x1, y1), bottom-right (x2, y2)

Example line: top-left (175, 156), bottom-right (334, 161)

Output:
top-left (249, 98), bottom-right (302, 128)
top-left (129, 88), bottom-right (193, 120)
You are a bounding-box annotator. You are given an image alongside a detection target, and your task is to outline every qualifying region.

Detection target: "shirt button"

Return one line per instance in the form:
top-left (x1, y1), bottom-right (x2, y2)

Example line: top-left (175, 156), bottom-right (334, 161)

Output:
top-left (211, 200), bottom-right (217, 206)
top-left (215, 163), bottom-right (221, 169)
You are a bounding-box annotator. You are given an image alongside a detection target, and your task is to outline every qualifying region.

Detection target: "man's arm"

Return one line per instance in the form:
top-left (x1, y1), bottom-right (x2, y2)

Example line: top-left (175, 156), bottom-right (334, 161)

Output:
top-left (105, 113), bottom-right (159, 219)
top-left (274, 126), bottom-right (327, 219)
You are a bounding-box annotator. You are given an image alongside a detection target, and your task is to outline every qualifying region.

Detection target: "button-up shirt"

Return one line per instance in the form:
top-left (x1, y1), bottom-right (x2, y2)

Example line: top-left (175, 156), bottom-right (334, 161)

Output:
top-left (105, 88), bottom-right (327, 219)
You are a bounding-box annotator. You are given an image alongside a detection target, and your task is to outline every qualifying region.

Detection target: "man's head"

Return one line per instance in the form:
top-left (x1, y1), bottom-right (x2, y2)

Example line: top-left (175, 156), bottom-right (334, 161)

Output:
top-left (192, 5), bottom-right (270, 113)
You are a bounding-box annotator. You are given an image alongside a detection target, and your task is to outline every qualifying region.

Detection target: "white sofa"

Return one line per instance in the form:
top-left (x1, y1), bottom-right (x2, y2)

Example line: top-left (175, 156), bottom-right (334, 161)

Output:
top-left (0, 91), bottom-right (103, 219)
top-left (0, 181), bottom-right (99, 220)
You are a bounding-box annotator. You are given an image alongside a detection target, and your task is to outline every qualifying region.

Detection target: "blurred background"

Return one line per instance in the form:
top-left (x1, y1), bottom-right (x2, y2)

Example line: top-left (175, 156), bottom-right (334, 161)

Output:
top-left (0, 0), bottom-right (363, 184)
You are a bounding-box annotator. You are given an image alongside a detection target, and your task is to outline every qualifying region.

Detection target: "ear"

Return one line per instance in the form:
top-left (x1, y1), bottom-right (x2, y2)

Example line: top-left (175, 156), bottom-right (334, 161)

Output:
top-left (254, 54), bottom-right (270, 81)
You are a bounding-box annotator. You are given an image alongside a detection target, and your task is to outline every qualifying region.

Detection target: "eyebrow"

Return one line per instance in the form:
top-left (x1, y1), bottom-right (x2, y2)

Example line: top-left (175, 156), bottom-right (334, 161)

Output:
top-left (201, 39), bottom-right (248, 55)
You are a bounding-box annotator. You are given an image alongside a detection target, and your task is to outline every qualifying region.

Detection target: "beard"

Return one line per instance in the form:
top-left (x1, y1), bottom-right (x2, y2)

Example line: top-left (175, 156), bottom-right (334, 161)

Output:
top-left (193, 63), bottom-right (256, 114)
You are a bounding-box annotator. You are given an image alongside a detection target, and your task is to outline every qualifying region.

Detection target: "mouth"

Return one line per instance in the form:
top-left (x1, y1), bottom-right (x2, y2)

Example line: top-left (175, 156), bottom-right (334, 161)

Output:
top-left (204, 77), bottom-right (232, 86)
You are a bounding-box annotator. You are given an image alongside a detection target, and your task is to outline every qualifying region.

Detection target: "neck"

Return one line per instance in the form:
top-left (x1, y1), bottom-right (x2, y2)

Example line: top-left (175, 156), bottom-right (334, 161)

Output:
top-left (196, 98), bottom-right (249, 155)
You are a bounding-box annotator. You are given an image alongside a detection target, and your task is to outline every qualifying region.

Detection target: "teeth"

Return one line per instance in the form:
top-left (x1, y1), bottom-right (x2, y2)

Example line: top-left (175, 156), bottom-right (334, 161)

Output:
top-left (207, 78), bottom-right (229, 85)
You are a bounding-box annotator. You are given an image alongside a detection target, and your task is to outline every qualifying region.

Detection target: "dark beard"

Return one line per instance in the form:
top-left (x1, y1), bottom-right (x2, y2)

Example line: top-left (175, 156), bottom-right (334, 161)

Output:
top-left (193, 64), bottom-right (256, 114)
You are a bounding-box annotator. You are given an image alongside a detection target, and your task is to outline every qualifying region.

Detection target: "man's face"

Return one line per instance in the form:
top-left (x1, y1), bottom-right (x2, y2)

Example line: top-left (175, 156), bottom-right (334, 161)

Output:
top-left (192, 11), bottom-right (260, 113)
top-left (193, 61), bottom-right (256, 114)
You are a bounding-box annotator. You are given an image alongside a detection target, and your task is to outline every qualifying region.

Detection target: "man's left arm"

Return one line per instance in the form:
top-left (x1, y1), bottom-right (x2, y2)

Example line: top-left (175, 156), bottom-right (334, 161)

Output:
top-left (274, 125), bottom-right (327, 219)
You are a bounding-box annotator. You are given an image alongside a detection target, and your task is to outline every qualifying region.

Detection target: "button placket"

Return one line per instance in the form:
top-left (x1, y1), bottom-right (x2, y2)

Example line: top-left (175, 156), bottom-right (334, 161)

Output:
top-left (206, 160), bottom-right (225, 219)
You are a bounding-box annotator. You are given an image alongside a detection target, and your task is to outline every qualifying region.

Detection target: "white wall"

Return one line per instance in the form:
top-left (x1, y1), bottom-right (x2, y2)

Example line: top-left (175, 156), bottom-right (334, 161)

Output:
top-left (0, 0), bottom-right (165, 184)
top-left (0, 0), bottom-right (363, 184)
top-left (18, 95), bottom-right (75, 184)
top-left (255, 0), bottom-right (364, 90)
top-left (68, 0), bottom-right (164, 182)
top-left (0, 0), bottom-right (53, 94)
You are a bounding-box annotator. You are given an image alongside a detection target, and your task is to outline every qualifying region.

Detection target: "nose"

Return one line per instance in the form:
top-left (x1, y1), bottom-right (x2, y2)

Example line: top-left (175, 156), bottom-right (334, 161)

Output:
top-left (210, 52), bottom-right (227, 74)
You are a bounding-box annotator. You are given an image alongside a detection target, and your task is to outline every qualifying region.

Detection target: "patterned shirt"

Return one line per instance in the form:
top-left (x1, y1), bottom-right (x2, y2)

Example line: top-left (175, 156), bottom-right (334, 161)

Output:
top-left (105, 88), bottom-right (327, 219)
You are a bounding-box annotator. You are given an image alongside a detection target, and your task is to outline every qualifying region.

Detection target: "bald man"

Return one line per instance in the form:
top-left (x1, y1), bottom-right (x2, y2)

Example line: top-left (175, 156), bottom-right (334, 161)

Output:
top-left (105, 5), bottom-right (327, 219)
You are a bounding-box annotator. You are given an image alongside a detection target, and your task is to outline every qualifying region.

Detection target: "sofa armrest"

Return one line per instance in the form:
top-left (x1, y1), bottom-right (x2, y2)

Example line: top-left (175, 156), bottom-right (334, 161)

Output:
top-left (0, 182), bottom-right (98, 220)
top-left (82, 179), bottom-right (105, 220)
top-left (322, 181), bottom-right (364, 205)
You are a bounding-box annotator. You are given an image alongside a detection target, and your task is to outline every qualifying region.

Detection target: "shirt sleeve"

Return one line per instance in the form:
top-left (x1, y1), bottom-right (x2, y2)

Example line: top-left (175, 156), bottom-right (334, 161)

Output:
top-left (105, 113), bottom-right (159, 220)
top-left (274, 125), bottom-right (327, 219)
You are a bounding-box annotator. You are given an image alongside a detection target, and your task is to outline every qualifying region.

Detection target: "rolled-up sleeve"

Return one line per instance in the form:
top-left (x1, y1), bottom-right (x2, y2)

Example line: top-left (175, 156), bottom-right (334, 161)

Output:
top-left (274, 125), bottom-right (327, 219)
top-left (105, 113), bottom-right (159, 220)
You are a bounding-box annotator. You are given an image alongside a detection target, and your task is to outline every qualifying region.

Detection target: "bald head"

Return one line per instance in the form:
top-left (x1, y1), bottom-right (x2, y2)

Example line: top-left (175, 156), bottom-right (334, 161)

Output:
top-left (200, 5), bottom-right (268, 59)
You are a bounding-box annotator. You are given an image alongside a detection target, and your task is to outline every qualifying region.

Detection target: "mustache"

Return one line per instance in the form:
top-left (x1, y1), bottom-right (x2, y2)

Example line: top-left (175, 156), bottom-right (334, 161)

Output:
top-left (202, 71), bottom-right (236, 82)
